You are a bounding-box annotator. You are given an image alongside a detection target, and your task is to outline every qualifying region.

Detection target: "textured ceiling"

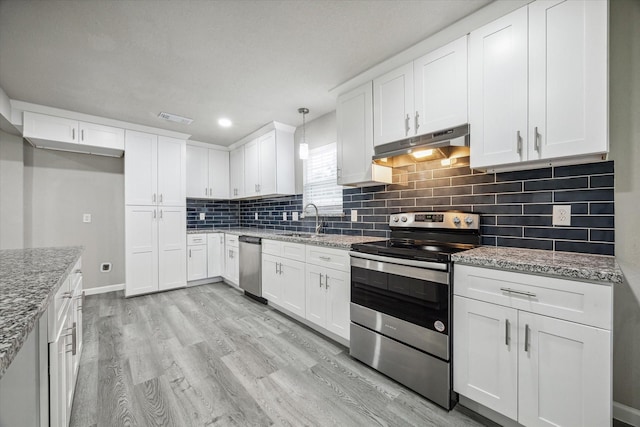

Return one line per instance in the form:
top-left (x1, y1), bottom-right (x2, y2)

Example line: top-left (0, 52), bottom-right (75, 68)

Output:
top-left (0, 0), bottom-right (491, 145)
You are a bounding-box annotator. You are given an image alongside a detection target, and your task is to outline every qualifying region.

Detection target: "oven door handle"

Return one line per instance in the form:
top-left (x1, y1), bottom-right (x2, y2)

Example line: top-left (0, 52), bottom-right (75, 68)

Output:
top-left (349, 251), bottom-right (448, 271)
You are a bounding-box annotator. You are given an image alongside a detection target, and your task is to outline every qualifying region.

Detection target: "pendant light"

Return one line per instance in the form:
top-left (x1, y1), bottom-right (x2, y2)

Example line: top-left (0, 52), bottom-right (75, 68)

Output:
top-left (298, 107), bottom-right (309, 160)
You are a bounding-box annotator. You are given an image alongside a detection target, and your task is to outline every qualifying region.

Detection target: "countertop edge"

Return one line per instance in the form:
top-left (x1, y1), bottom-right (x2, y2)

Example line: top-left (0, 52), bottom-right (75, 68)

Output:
top-left (0, 248), bottom-right (83, 379)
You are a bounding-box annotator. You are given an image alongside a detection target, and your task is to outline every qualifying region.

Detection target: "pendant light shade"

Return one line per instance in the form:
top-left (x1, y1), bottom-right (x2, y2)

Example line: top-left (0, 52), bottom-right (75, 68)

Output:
top-left (298, 107), bottom-right (309, 160)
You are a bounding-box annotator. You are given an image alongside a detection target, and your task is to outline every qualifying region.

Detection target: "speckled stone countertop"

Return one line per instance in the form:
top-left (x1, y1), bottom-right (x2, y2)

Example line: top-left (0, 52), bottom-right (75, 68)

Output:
top-left (452, 246), bottom-right (623, 284)
top-left (187, 228), bottom-right (384, 249)
top-left (0, 247), bottom-right (83, 379)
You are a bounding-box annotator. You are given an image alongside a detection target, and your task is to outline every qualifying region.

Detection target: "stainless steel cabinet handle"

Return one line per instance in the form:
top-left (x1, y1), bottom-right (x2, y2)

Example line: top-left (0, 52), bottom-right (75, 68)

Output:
top-left (319, 273), bottom-right (323, 288)
top-left (74, 269), bottom-right (82, 274)
top-left (516, 130), bottom-right (522, 155)
top-left (414, 111), bottom-right (420, 134)
top-left (325, 275), bottom-right (330, 289)
top-left (189, 249), bottom-right (192, 258)
top-left (505, 319), bottom-right (510, 346)
top-left (72, 322), bottom-right (77, 356)
top-left (500, 287), bottom-right (537, 298)
top-left (153, 193), bottom-right (157, 203)
top-left (81, 129), bottom-right (84, 141)
top-left (319, 256), bottom-right (331, 261)
top-left (159, 209), bottom-right (163, 219)
top-left (153, 209), bottom-right (156, 219)
top-left (524, 324), bottom-right (530, 352)
top-left (405, 114), bottom-right (410, 136)
top-left (205, 187), bottom-right (208, 196)
top-left (534, 127), bottom-right (540, 152)
top-left (72, 128), bottom-right (76, 141)
top-left (159, 193), bottom-right (163, 203)
top-left (62, 292), bottom-right (73, 299)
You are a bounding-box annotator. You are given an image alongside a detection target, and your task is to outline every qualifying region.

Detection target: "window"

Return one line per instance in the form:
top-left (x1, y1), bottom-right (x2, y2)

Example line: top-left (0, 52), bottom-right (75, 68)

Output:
top-left (303, 142), bottom-right (343, 216)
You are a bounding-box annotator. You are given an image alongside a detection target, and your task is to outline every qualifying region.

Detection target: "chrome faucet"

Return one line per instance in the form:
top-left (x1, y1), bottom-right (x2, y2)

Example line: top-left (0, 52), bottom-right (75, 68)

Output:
top-left (303, 203), bottom-right (322, 235)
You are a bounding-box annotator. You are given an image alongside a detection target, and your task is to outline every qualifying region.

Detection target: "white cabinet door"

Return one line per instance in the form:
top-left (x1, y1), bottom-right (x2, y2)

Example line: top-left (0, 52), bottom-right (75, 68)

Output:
top-left (373, 62), bottom-right (414, 146)
top-left (518, 311), bottom-right (611, 427)
top-left (23, 111), bottom-right (78, 144)
top-left (258, 131), bottom-right (277, 195)
top-left (453, 296), bottom-right (518, 420)
top-left (125, 131), bottom-right (158, 206)
top-left (186, 145), bottom-right (209, 199)
top-left (208, 149), bottom-right (229, 199)
top-left (78, 122), bottom-right (124, 150)
top-left (324, 269), bottom-right (349, 340)
top-left (337, 82), bottom-right (375, 186)
top-left (207, 234), bottom-right (224, 278)
top-left (125, 206), bottom-right (158, 297)
top-left (414, 36), bottom-right (468, 135)
top-left (528, 0), bottom-right (608, 161)
top-left (187, 245), bottom-right (207, 281)
top-left (229, 146), bottom-right (245, 199)
top-left (224, 245), bottom-right (239, 285)
top-left (243, 138), bottom-right (259, 197)
top-left (262, 254), bottom-right (282, 304)
top-left (49, 329), bottom-right (69, 427)
top-left (157, 206), bottom-right (186, 291)
top-left (280, 258), bottom-right (306, 318)
top-left (469, 7), bottom-right (528, 169)
top-left (157, 136), bottom-right (185, 206)
top-left (305, 265), bottom-right (327, 327)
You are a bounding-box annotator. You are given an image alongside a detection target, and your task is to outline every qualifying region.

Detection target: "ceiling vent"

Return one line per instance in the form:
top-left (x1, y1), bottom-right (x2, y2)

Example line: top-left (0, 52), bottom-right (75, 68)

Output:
top-left (158, 112), bottom-right (193, 125)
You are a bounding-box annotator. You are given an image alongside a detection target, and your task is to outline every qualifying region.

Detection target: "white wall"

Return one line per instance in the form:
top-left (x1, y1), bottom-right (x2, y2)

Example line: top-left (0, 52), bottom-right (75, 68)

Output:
top-left (0, 130), bottom-right (23, 249)
top-left (610, 0), bottom-right (640, 414)
top-left (294, 110), bottom-right (337, 194)
top-left (23, 145), bottom-right (124, 290)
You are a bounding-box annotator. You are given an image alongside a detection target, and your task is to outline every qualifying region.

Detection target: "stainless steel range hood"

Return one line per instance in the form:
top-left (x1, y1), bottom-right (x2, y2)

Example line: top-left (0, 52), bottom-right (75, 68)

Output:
top-left (373, 123), bottom-right (469, 161)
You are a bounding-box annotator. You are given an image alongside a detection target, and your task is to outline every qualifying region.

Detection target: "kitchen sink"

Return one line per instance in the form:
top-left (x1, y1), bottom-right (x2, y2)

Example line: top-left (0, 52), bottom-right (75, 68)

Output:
top-left (280, 233), bottom-right (327, 239)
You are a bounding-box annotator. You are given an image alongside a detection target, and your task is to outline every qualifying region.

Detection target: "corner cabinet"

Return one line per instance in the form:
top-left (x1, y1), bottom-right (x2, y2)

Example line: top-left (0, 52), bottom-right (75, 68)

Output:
top-left (186, 144), bottom-right (229, 199)
top-left (125, 130), bottom-right (186, 297)
top-left (373, 35), bottom-right (468, 146)
top-left (453, 264), bottom-right (612, 427)
top-left (469, 0), bottom-right (608, 171)
top-left (336, 81), bottom-right (392, 187)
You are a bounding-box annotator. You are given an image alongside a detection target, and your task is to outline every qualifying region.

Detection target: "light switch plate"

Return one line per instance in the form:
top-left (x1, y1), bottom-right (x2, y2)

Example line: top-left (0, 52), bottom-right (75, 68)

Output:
top-left (199, 213), bottom-right (205, 220)
top-left (351, 210), bottom-right (358, 222)
top-left (283, 212), bottom-right (287, 221)
top-left (552, 205), bottom-right (571, 226)
top-left (254, 212), bottom-right (258, 220)
top-left (293, 212), bottom-right (299, 221)
top-left (83, 214), bottom-right (91, 223)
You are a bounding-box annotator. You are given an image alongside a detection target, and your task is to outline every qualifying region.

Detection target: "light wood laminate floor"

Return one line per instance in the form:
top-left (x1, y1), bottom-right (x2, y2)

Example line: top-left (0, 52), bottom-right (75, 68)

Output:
top-left (70, 282), bottom-right (498, 427)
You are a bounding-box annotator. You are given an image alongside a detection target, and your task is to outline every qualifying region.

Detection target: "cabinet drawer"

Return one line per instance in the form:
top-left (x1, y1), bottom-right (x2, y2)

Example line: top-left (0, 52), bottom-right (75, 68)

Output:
top-left (225, 234), bottom-right (239, 248)
top-left (187, 233), bottom-right (207, 245)
top-left (306, 245), bottom-right (350, 272)
top-left (454, 264), bottom-right (612, 330)
top-left (262, 239), bottom-right (305, 261)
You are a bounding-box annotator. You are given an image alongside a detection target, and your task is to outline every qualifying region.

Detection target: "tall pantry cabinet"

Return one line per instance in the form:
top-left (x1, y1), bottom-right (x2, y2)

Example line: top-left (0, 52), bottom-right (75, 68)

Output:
top-left (125, 130), bottom-right (187, 297)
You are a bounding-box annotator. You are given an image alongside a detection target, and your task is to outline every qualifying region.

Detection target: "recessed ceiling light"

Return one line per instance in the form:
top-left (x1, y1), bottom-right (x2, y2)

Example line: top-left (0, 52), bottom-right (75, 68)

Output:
top-left (218, 118), bottom-right (232, 128)
top-left (158, 112), bottom-right (193, 125)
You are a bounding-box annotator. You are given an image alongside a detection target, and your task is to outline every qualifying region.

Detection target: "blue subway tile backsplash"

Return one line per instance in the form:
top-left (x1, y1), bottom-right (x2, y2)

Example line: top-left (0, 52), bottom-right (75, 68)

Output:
top-left (187, 158), bottom-right (615, 256)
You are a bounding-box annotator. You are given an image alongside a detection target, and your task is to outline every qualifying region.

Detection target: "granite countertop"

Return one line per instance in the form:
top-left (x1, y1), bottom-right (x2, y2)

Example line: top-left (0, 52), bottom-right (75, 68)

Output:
top-left (187, 228), bottom-right (385, 249)
top-left (452, 246), bottom-right (623, 284)
top-left (0, 247), bottom-right (83, 379)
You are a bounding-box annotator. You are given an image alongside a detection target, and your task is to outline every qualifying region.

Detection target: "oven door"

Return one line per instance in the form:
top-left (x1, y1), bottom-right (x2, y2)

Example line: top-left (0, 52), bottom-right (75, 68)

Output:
top-left (349, 252), bottom-right (451, 360)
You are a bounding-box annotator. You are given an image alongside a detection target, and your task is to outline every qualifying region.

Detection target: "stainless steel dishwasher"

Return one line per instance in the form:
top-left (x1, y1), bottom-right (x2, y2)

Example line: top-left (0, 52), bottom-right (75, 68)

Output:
top-left (238, 236), bottom-right (266, 303)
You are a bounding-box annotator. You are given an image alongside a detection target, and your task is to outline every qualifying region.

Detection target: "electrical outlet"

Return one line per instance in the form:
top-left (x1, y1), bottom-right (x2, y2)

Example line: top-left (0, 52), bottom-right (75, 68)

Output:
top-left (83, 214), bottom-right (91, 223)
top-left (199, 213), bottom-right (205, 220)
top-left (254, 212), bottom-right (258, 220)
top-left (553, 205), bottom-right (571, 226)
top-left (351, 209), bottom-right (358, 222)
top-left (283, 212), bottom-right (287, 221)
top-left (100, 262), bottom-right (112, 273)
top-left (293, 212), bottom-right (299, 221)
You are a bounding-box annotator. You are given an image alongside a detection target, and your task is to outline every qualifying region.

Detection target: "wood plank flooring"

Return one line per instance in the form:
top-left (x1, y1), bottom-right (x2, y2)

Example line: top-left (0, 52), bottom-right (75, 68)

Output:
top-left (70, 283), bottom-right (498, 427)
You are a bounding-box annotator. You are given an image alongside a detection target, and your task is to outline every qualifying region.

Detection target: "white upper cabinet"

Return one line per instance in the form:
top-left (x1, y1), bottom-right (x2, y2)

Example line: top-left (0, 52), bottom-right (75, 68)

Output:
top-left (186, 144), bottom-right (229, 199)
top-left (528, 0), bottom-right (608, 161)
top-left (229, 146), bottom-right (245, 199)
top-left (125, 131), bottom-right (185, 206)
top-left (414, 36), bottom-right (468, 135)
top-left (373, 36), bottom-right (468, 147)
top-left (239, 125), bottom-right (295, 199)
top-left (469, 7), bottom-right (528, 169)
top-left (22, 111), bottom-right (125, 157)
top-left (336, 81), bottom-right (393, 187)
top-left (470, 0), bottom-right (608, 171)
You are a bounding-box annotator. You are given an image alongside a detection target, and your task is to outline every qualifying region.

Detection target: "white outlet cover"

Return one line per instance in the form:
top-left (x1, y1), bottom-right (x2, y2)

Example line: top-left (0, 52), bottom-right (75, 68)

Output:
top-left (351, 209), bottom-right (358, 222)
top-left (199, 213), bottom-right (206, 220)
top-left (293, 212), bottom-right (299, 221)
top-left (553, 205), bottom-right (571, 226)
top-left (255, 212), bottom-right (258, 220)
top-left (83, 213), bottom-right (91, 223)
top-left (283, 212), bottom-right (287, 221)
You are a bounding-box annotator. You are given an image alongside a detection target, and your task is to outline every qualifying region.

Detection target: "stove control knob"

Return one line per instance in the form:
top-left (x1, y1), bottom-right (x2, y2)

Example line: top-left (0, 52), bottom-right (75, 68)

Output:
top-left (453, 216), bottom-right (461, 225)
top-left (400, 216), bottom-right (408, 222)
top-left (464, 216), bottom-right (474, 226)
top-left (392, 216), bottom-right (399, 223)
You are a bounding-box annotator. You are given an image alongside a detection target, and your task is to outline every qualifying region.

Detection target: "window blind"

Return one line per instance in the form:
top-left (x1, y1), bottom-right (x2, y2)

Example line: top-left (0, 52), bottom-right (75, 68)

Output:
top-left (303, 142), bottom-right (343, 216)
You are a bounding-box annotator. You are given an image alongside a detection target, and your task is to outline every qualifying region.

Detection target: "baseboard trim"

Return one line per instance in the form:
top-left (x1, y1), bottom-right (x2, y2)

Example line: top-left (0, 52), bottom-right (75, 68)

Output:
top-left (83, 283), bottom-right (125, 295)
top-left (614, 401), bottom-right (640, 426)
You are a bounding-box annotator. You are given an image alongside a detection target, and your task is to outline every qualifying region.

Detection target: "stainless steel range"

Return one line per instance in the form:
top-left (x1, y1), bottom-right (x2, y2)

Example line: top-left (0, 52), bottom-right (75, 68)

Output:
top-left (349, 211), bottom-right (480, 410)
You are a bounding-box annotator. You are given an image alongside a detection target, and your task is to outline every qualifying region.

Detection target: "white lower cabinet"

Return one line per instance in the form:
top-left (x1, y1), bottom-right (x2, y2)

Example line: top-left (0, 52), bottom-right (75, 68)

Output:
top-left (305, 265), bottom-right (350, 340)
top-left (223, 234), bottom-right (239, 285)
top-left (453, 264), bottom-right (612, 427)
top-left (207, 233), bottom-right (224, 278)
top-left (262, 240), bottom-right (306, 317)
top-left (187, 244), bottom-right (207, 281)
